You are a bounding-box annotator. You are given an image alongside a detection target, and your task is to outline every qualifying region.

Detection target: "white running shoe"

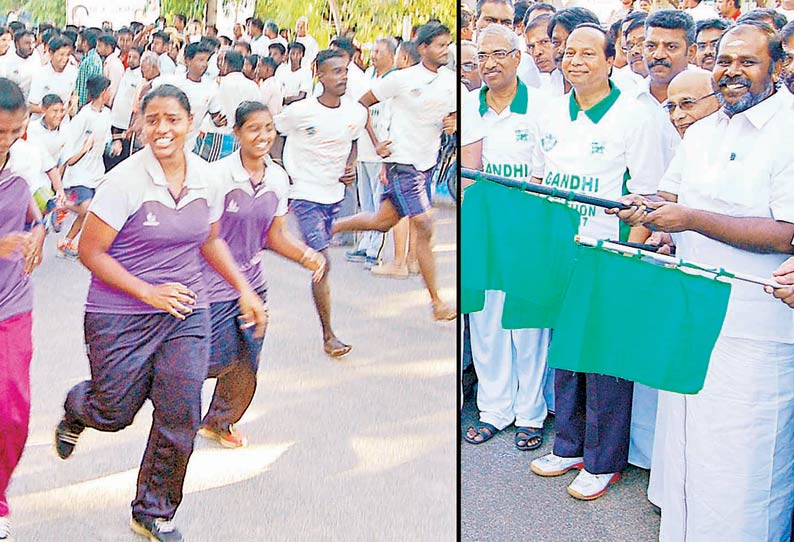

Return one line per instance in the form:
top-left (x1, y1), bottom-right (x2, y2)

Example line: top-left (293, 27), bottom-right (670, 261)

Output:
top-left (530, 453), bottom-right (584, 477)
top-left (567, 469), bottom-right (621, 500)
top-left (0, 516), bottom-right (11, 541)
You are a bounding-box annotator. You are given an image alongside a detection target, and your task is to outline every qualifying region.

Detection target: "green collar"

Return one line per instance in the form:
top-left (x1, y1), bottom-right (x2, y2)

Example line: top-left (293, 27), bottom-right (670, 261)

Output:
top-left (568, 81), bottom-right (621, 124)
top-left (478, 78), bottom-right (529, 117)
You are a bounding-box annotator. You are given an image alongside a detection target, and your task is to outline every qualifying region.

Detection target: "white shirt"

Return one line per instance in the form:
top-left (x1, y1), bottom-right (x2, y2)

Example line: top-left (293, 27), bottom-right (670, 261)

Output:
top-left (358, 66), bottom-right (395, 164)
top-left (778, 7), bottom-right (794, 21)
top-left (8, 138), bottom-right (44, 194)
top-left (295, 34), bottom-right (319, 67)
top-left (158, 53), bottom-right (176, 75)
top-left (633, 75), bottom-right (681, 168)
top-left (250, 35), bottom-right (269, 56)
top-left (265, 36), bottom-right (289, 56)
top-left (212, 71), bottom-right (261, 135)
top-left (275, 63), bottom-right (312, 100)
top-left (369, 63), bottom-right (456, 171)
top-left (62, 104), bottom-right (112, 189)
top-left (469, 79), bottom-right (546, 182)
top-left (686, 2), bottom-right (719, 21)
top-left (0, 52), bottom-right (41, 99)
top-left (657, 90), bottom-right (794, 343)
top-left (152, 74), bottom-right (221, 149)
top-left (259, 76), bottom-right (284, 116)
top-left (28, 62), bottom-right (78, 120)
top-left (461, 86), bottom-right (483, 147)
top-left (110, 67), bottom-right (143, 129)
top-left (532, 84), bottom-right (667, 240)
top-left (275, 96), bottom-right (367, 204)
top-left (26, 118), bottom-right (68, 193)
top-left (103, 52), bottom-right (126, 106)
top-left (517, 53), bottom-right (542, 90)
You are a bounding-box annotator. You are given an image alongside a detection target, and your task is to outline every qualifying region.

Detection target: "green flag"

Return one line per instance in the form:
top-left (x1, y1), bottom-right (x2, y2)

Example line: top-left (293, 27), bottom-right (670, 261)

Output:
top-left (460, 179), bottom-right (581, 328)
top-left (547, 246), bottom-right (731, 394)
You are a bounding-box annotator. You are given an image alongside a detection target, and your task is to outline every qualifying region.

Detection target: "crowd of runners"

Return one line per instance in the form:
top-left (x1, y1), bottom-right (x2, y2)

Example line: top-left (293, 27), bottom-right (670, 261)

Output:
top-left (0, 12), bottom-right (456, 542)
top-left (462, 1), bottom-right (794, 541)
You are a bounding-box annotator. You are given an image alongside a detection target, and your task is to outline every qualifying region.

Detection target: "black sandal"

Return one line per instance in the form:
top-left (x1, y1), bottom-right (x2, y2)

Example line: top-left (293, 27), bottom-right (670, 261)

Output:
top-left (515, 427), bottom-right (543, 451)
top-left (463, 422), bottom-right (499, 444)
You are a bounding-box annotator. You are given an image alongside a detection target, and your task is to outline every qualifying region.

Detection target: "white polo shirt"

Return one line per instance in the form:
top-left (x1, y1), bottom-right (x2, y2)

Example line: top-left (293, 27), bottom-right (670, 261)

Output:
top-left (275, 96), bottom-right (367, 204)
top-left (461, 86), bottom-right (484, 147)
top-left (28, 62), bottom-right (78, 110)
top-left (110, 67), bottom-right (143, 130)
top-left (62, 104), bottom-right (112, 189)
top-left (658, 90), bottom-right (794, 343)
top-left (212, 71), bottom-right (262, 135)
top-left (369, 62), bottom-right (456, 171)
top-left (473, 79), bottom-right (546, 181)
top-left (532, 82), bottom-right (667, 240)
top-left (275, 63), bottom-right (312, 100)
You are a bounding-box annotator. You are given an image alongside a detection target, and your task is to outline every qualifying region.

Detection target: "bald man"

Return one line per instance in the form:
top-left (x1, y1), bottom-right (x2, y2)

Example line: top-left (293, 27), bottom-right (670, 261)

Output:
top-left (664, 69), bottom-right (720, 137)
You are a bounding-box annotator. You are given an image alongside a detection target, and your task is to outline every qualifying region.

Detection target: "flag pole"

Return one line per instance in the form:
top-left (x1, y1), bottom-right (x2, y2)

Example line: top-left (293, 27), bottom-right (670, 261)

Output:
top-left (576, 235), bottom-right (786, 289)
top-left (461, 168), bottom-right (641, 212)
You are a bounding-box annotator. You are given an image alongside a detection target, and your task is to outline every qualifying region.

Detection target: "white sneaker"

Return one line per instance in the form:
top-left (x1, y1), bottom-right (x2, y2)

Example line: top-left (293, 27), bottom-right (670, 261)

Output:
top-left (0, 516), bottom-right (11, 541)
top-left (567, 469), bottom-right (620, 500)
top-left (530, 453), bottom-right (584, 477)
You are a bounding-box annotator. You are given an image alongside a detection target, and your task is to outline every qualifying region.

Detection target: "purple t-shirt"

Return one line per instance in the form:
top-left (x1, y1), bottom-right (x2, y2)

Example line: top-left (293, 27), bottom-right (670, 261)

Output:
top-left (0, 146), bottom-right (34, 322)
top-left (85, 146), bottom-right (223, 314)
top-left (205, 151), bottom-right (289, 303)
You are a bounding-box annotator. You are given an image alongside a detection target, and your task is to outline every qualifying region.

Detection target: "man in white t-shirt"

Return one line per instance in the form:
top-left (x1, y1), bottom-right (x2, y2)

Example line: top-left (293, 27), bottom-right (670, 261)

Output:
top-left (247, 19), bottom-right (268, 56)
top-left (26, 93), bottom-right (69, 218)
top-left (195, 50), bottom-right (259, 162)
top-left (28, 36), bottom-right (77, 119)
top-left (275, 41), bottom-right (312, 105)
top-left (152, 31), bottom-right (176, 76)
top-left (332, 22), bottom-right (457, 321)
top-left (97, 34), bottom-right (124, 107)
top-left (274, 49), bottom-right (367, 358)
top-left (257, 57), bottom-right (284, 115)
top-left (107, 46), bottom-right (142, 169)
top-left (294, 16), bottom-right (319, 67)
top-left (58, 75), bottom-right (115, 259)
top-left (152, 42), bottom-right (221, 153)
top-left (528, 24), bottom-right (666, 500)
top-left (345, 37), bottom-right (397, 271)
top-left (264, 21), bottom-right (288, 54)
top-left (0, 30), bottom-right (40, 100)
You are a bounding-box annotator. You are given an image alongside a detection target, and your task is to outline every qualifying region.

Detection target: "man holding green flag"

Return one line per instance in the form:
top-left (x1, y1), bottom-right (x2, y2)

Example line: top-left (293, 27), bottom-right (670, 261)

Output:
top-left (614, 20), bottom-right (794, 542)
top-left (461, 24), bottom-right (552, 452)
top-left (527, 23), bottom-right (666, 500)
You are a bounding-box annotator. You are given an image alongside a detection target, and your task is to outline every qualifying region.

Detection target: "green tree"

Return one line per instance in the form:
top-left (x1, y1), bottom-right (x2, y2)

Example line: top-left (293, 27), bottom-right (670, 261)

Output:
top-left (21, 0), bottom-right (65, 26)
top-left (254, 0), bottom-right (455, 49)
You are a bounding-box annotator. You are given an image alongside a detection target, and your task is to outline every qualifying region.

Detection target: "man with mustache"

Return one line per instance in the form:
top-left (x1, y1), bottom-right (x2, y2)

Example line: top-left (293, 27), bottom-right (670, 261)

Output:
top-left (525, 14), bottom-right (555, 85)
top-left (614, 21), bottom-right (794, 541)
top-left (546, 7), bottom-right (600, 96)
top-left (695, 18), bottom-right (732, 71)
top-left (622, 11), bottom-right (649, 79)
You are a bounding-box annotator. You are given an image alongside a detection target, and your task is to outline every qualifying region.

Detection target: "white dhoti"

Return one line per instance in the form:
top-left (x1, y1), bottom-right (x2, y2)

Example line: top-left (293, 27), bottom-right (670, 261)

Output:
top-left (629, 383), bottom-right (658, 470)
top-left (469, 290), bottom-right (551, 429)
top-left (659, 335), bottom-right (794, 542)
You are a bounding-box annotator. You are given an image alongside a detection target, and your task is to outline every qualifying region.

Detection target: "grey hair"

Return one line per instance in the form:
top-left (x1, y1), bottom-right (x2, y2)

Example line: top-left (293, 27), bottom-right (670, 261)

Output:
top-left (140, 50), bottom-right (159, 66)
top-left (375, 36), bottom-right (398, 55)
top-left (477, 21), bottom-right (523, 51)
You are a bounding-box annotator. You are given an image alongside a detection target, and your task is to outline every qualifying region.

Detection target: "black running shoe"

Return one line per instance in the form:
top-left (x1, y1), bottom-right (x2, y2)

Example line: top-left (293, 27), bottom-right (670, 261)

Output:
top-left (130, 516), bottom-right (183, 542)
top-left (54, 419), bottom-right (83, 459)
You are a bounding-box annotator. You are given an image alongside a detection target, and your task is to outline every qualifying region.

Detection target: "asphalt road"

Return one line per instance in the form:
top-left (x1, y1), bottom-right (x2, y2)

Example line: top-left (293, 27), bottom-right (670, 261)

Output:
top-left (460, 391), bottom-right (661, 542)
top-left (7, 205), bottom-right (457, 542)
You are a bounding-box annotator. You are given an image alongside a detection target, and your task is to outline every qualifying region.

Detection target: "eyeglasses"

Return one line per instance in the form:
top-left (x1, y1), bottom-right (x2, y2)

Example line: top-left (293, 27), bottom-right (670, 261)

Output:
top-left (662, 92), bottom-right (717, 114)
top-left (783, 51), bottom-right (794, 68)
top-left (461, 61), bottom-right (477, 72)
top-left (475, 49), bottom-right (517, 63)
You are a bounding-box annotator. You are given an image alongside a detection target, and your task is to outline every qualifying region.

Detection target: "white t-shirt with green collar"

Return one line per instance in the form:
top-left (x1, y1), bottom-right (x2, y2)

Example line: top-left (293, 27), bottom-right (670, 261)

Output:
top-left (531, 82), bottom-right (667, 240)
